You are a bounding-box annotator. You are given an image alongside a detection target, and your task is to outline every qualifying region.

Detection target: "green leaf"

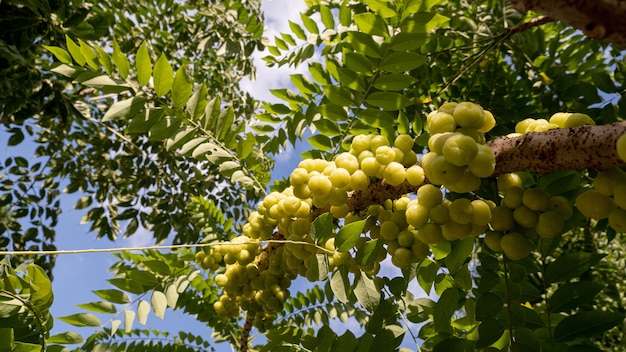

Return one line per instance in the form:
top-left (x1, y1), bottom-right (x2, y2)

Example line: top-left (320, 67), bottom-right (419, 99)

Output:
top-left (355, 238), bottom-right (384, 267)
top-left (48, 332), bottom-right (83, 344)
top-left (165, 284), bottom-right (179, 308)
top-left (336, 219), bottom-right (367, 252)
top-left (137, 299), bottom-right (150, 324)
top-left (356, 108), bottom-right (395, 128)
top-left (548, 281), bottom-right (604, 313)
top-left (75, 301), bottom-right (116, 314)
top-left (171, 66), bottom-right (193, 109)
top-left (544, 252), bottom-right (606, 284)
top-left (300, 12), bottom-right (319, 34)
top-left (112, 41), bottom-right (130, 79)
top-left (381, 52), bottom-right (427, 73)
top-left (348, 31), bottom-right (382, 58)
top-left (433, 287), bottom-right (458, 332)
top-left (554, 311), bottom-right (625, 342)
top-left (94, 45), bottom-right (113, 75)
top-left (164, 126), bottom-right (196, 151)
top-left (153, 53), bottom-right (174, 96)
top-left (475, 292), bottom-right (503, 321)
top-left (92, 289), bottom-right (130, 304)
top-left (186, 84), bottom-right (208, 119)
top-left (80, 75), bottom-right (130, 93)
top-left (365, 92), bottom-right (413, 110)
top-left (320, 5), bottom-right (335, 29)
top-left (27, 263), bottom-right (52, 309)
top-left (354, 271), bottom-right (380, 311)
top-left (151, 291), bottom-right (167, 319)
top-left (417, 258), bottom-right (439, 294)
top-left (136, 41), bottom-right (152, 86)
top-left (443, 237), bottom-right (474, 273)
top-left (330, 267), bottom-right (350, 303)
top-left (354, 13), bottom-right (388, 37)
top-left (149, 116), bottom-right (182, 141)
top-left (324, 85), bottom-right (355, 106)
top-left (102, 97), bottom-right (147, 121)
top-left (127, 107), bottom-right (164, 134)
top-left (476, 319), bottom-right (505, 348)
top-left (65, 35), bottom-right (85, 65)
top-left (318, 104), bottom-right (348, 122)
top-left (310, 212), bottom-right (334, 243)
top-left (0, 328), bottom-right (13, 350)
top-left (313, 118), bottom-right (341, 136)
top-left (402, 12), bottom-right (449, 33)
top-left (289, 20), bottom-right (307, 40)
top-left (215, 106), bottom-right (235, 141)
top-left (371, 325), bottom-right (405, 351)
top-left (390, 32), bottom-right (427, 51)
top-left (78, 39), bottom-right (98, 69)
top-left (43, 45), bottom-right (72, 64)
top-left (58, 313), bottom-right (101, 327)
top-left (591, 71), bottom-right (616, 93)
top-left (308, 134), bottom-right (333, 151)
top-left (110, 320), bottom-right (121, 336)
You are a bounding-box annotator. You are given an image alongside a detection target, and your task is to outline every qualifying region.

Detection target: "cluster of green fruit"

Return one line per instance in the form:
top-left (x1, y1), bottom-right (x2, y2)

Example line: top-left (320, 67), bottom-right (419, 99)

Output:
top-left (576, 168), bottom-right (626, 232)
top-left (406, 184), bottom-right (493, 242)
top-left (422, 102), bottom-right (496, 193)
top-left (484, 173), bottom-right (574, 260)
top-left (195, 236), bottom-right (261, 271)
top-left (512, 112), bottom-right (595, 135)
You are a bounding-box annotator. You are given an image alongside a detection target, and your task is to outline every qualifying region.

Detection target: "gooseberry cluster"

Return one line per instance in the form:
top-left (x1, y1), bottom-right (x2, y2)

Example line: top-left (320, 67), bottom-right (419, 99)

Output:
top-left (576, 168), bottom-right (626, 232)
top-left (513, 112), bottom-right (595, 135)
top-left (484, 173), bottom-right (574, 260)
top-left (422, 102), bottom-right (496, 193)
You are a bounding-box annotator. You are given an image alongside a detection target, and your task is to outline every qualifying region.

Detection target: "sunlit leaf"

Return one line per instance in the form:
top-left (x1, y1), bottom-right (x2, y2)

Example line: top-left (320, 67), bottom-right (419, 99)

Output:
top-left (136, 41), bottom-right (152, 86)
top-left (153, 53), bottom-right (174, 96)
top-left (58, 313), bottom-right (101, 327)
top-left (354, 271), bottom-right (380, 311)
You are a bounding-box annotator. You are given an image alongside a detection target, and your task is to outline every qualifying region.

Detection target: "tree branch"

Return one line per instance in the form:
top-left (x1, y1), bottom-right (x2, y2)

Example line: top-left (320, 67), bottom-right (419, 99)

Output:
top-left (510, 0), bottom-right (626, 47)
top-left (489, 121), bottom-right (626, 175)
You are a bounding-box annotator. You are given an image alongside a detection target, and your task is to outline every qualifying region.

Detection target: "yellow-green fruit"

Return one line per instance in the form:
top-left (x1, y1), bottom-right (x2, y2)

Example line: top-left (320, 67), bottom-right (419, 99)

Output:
top-left (497, 173), bottom-right (523, 193)
top-left (550, 112), bottom-right (595, 128)
top-left (375, 145), bottom-right (396, 165)
top-left (335, 152), bottom-right (360, 174)
top-left (429, 155), bottom-right (464, 185)
top-left (360, 157), bottom-right (381, 177)
top-left (576, 189), bottom-right (616, 219)
top-left (456, 127), bottom-right (486, 144)
top-left (438, 102), bottom-right (457, 115)
top-left (412, 241), bottom-right (430, 260)
top-left (478, 110), bottom-right (496, 133)
top-left (484, 231), bottom-right (504, 252)
top-left (468, 144), bottom-right (496, 178)
top-left (513, 205), bottom-right (539, 228)
top-left (308, 174), bottom-right (333, 198)
top-left (500, 232), bottom-right (533, 260)
top-left (370, 135), bottom-right (390, 150)
top-left (471, 199), bottom-right (492, 226)
top-left (453, 102), bottom-right (485, 129)
top-left (289, 168), bottom-right (309, 186)
top-left (350, 170), bottom-right (370, 190)
top-left (608, 207), bottom-right (626, 232)
top-left (406, 203), bottom-right (430, 228)
top-left (449, 198), bottom-right (474, 224)
top-left (548, 196), bottom-right (573, 220)
top-left (429, 203), bottom-right (451, 224)
top-left (522, 188), bottom-right (550, 211)
top-left (536, 211), bottom-right (565, 238)
top-left (351, 134), bottom-right (372, 153)
top-left (617, 133), bottom-right (626, 162)
top-left (380, 221), bottom-right (400, 241)
top-left (593, 168), bottom-right (626, 196)
top-left (428, 132), bottom-right (453, 155)
top-left (195, 251), bottom-right (207, 263)
top-left (417, 223), bottom-right (443, 244)
top-left (406, 165), bottom-right (425, 186)
top-left (490, 206), bottom-right (516, 231)
top-left (427, 111), bottom-right (457, 134)
top-left (330, 204), bottom-right (350, 218)
top-left (447, 170), bottom-right (481, 193)
top-left (614, 183), bottom-right (626, 209)
top-left (417, 184), bottom-right (443, 208)
top-left (383, 161), bottom-right (407, 186)
top-left (394, 134), bottom-right (415, 152)
top-left (515, 118), bottom-right (536, 134)
top-left (442, 220), bottom-right (472, 240)
top-left (442, 133), bottom-right (479, 167)
top-left (392, 247), bottom-right (414, 268)
top-left (397, 229), bottom-right (415, 247)
top-left (502, 186), bottom-right (524, 209)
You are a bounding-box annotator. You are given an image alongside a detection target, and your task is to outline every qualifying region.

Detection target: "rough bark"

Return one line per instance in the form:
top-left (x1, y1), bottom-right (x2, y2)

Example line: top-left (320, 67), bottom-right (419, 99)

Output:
top-left (489, 121), bottom-right (626, 175)
top-left (510, 0), bottom-right (626, 47)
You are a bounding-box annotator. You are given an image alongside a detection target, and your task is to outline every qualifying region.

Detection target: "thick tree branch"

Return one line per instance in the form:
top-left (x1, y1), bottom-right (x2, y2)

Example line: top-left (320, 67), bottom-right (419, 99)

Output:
top-left (489, 121), bottom-right (626, 175)
top-left (510, 0), bottom-right (626, 46)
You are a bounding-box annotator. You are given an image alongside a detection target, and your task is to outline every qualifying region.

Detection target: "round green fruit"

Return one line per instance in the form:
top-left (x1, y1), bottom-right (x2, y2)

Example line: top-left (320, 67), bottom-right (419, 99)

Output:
top-left (608, 207), bottom-right (626, 232)
top-left (468, 144), bottom-right (496, 178)
top-left (406, 165), bottom-right (425, 186)
top-left (593, 168), bottom-right (626, 196)
top-left (522, 188), bottom-right (550, 211)
top-left (416, 222), bottom-right (443, 244)
top-left (427, 111), bottom-right (456, 134)
top-left (490, 206), bottom-right (516, 231)
top-left (500, 232), bottom-right (533, 260)
top-left (453, 102), bottom-right (485, 129)
top-left (442, 133), bottom-right (479, 167)
top-left (417, 184), bottom-right (443, 208)
top-left (484, 231), bottom-right (503, 252)
top-left (429, 155), bottom-right (464, 185)
top-left (536, 211), bottom-right (565, 238)
top-left (513, 205), bottom-right (539, 228)
top-left (383, 161), bottom-right (407, 186)
top-left (576, 189), bottom-right (616, 219)
top-left (497, 173), bottom-right (523, 193)
top-left (448, 198), bottom-right (474, 224)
